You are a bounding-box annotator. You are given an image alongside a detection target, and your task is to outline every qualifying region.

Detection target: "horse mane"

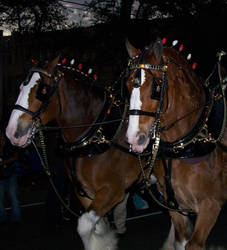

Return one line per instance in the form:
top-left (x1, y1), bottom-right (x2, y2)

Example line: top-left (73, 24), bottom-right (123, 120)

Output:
top-left (147, 38), bottom-right (202, 84)
top-left (162, 46), bottom-right (203, 84)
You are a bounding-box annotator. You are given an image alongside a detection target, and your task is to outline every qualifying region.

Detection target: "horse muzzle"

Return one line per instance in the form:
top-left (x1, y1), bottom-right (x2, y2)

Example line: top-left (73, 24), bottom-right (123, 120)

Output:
top-left (127, 132), bottom-right (150, 153)
top-left (6, 120), bottom-right (36, 148)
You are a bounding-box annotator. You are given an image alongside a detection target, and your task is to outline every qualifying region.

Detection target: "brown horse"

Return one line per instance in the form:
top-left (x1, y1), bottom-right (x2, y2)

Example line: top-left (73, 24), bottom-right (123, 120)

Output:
top-left (125, 38), bottom-right (227, 250)
top-left (5, 55), bottom-right (158, 250)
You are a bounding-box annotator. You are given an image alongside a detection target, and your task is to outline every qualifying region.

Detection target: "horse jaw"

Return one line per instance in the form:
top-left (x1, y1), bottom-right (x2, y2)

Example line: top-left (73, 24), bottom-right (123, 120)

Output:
top-left (6, 110), bottom-right (34, 148)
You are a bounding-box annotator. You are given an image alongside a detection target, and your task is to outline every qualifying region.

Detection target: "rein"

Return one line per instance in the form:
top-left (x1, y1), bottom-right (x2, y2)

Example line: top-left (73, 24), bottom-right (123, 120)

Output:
top-left (39, 118), bottom-right (125, 131)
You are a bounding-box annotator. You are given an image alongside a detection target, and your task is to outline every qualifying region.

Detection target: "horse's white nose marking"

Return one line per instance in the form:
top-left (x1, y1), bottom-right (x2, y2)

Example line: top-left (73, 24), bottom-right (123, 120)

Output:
top-left (127, 69), bottom-right (146, 141)
top-left (6, 72), bottom-right (40, 141)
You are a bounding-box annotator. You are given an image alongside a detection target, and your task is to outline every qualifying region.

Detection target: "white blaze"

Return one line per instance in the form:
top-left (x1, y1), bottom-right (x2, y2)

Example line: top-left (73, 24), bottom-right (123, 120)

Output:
top-left (17, 73), bottom-right (40, 106)
top-left (126, 69), bottom-right (146, 141)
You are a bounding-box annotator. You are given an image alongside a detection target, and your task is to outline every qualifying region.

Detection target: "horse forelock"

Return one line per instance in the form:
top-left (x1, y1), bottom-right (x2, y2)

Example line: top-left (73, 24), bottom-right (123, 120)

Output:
top-left (163, 47), bottom-right (197, 73)
top-left (44, 55), bottom-right (60, 74)
top-left (152, 38), bottom-right (163, 59)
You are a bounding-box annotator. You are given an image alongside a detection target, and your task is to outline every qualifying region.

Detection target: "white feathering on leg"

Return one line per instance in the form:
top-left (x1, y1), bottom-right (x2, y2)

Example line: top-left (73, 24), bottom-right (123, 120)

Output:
top-left (77, 210), bottom-right (118, 250)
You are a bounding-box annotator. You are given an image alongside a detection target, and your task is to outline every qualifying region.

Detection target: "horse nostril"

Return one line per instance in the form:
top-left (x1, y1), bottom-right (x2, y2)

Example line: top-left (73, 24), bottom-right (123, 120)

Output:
top-left (125, 135), bottom-right (129, 142)
top-left (137, 134), bottom-right (147, 145)
top-left (14, 120), bottom-right (32, 138)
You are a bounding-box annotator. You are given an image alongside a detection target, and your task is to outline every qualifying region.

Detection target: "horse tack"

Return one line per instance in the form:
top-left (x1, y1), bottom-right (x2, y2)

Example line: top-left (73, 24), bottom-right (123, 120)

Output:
top-left (12, 56), bottom-right (153, 210)
top-left (125, 40), bottom-right (227, 216)
top-left (160, 63), bottom-right (226, 159)
top-left (126, 38), bottom-right (227, 250)
top-left (10, 58), bottom-right (126, 214)
top-left (14, 66), bottom-right (64, 121)
top-left (14, 58), bottom-right (129, 159)
top-left (8, 50), bottom-right (176, 249)
top-left (128, 47), bottom-right (226, 159)
top-left (129, 45), bottom-right (226, 209)
top-left (59, 88), bottom-right (128, 158)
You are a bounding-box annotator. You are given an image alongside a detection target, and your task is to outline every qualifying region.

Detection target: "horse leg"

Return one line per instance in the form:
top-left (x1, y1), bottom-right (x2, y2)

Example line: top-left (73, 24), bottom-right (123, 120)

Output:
top-left (160, 220), bottom-right (175, 250)
top-left (77, 192), bottom-right (129, 235)
top-left (77, 187), bottom-right (123, 250)
top-left (77, 210), bottom-right (117, 250)
top-left (113, 192), bottom-right (129, 234)
top-left (165, 211), bottom-right (193, 250)
top-left (185, 200), bottom-right (221, 250)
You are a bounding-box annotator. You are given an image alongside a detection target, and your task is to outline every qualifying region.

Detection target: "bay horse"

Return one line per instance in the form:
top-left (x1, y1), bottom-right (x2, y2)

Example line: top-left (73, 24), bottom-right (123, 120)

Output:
top-left (5, 55), bottom-right (157, 250)
top-left (125, 38), bottom-right (227, 250)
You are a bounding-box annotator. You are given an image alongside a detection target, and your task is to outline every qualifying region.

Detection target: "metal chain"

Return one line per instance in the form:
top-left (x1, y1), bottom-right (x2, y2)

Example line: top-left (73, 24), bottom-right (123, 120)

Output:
top-left (137, 151), bottom-right (194, 215)
top-left (136, 122), bottom-right (195, 215)
top-left (32, 125), bottom-right (80, 218)
top-left (137, 122), bottom-right (161, 187)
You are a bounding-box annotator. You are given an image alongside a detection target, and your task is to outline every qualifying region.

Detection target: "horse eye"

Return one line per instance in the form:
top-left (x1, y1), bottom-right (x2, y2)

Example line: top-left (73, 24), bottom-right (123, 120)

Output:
top-left (133, 78), bottom-right (140, 88)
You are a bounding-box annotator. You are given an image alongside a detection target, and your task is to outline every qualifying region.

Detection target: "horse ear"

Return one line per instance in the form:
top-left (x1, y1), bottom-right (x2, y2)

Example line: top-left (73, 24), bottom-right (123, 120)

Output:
top-left (153, 38), bottom-right (163, 59)
top-left (46, 55), bottom-right (60, 72)
top-left (52, 55), bottom-right (60, 67)
top-left (125, 39), bottom-right (138, 58)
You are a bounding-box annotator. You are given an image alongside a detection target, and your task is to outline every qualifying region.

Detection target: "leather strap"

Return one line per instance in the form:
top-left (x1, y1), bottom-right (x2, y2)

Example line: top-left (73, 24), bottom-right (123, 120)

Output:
top-left (129, 109), bottom-right (156, 117)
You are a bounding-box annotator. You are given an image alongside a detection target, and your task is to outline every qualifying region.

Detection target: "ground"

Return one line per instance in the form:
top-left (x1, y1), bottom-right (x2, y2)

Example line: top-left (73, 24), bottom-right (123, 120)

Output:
top-left (1, 172), bottom-right (227, 250)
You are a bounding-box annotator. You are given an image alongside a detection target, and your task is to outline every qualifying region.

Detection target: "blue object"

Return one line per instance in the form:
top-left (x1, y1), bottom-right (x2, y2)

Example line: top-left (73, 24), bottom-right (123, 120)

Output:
top-left (133, 193), bottom-right (149, 210)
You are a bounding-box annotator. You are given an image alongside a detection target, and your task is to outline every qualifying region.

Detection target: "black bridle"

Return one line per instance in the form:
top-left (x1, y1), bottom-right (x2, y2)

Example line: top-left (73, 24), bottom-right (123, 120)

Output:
top-left (127, 48), bottom-right (169, 137)
top-left (14, 66), bottom-right (63, 121)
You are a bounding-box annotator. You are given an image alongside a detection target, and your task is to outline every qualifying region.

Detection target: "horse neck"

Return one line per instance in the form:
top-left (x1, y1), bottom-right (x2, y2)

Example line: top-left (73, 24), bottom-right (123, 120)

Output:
top-left (57, 78), bottom-right (105, 142)
top-left (160, 63), bottom-right (205, 142)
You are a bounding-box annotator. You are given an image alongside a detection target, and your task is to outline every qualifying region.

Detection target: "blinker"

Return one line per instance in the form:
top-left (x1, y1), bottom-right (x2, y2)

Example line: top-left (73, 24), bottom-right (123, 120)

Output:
top-left (132, 69), bottom-right (142, 88)
top-left (150, 77), bottom-right (162, 100)
top-left (36, 81), bottom-right (52, 102)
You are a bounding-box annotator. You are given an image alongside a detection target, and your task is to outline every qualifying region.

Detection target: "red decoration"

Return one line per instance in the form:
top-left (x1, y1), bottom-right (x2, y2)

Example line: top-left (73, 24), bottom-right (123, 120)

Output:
top-left (31, 59), bottom-right (38, 65)
top-left (162, 37), bottom-right (167, 44)
top-left (179, 44), bottom-right (184, 51)
top-left (192, 62), bottom-right (197, 69)
top-left (62, 58), bottom-right (67, 64)
top-left (78, 63), bottom-right (82, 70)
top-left (137, 49), bottom-right (141, 54)
top-left (93, 74), bottom-right (97, 80)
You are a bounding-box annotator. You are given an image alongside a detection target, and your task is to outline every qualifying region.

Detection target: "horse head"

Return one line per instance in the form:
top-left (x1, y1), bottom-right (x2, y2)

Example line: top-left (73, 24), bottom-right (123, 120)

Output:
top-left (6, 56), bottom-right (61, 147)
top-left (125, 38), bottom-right (205, 153)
